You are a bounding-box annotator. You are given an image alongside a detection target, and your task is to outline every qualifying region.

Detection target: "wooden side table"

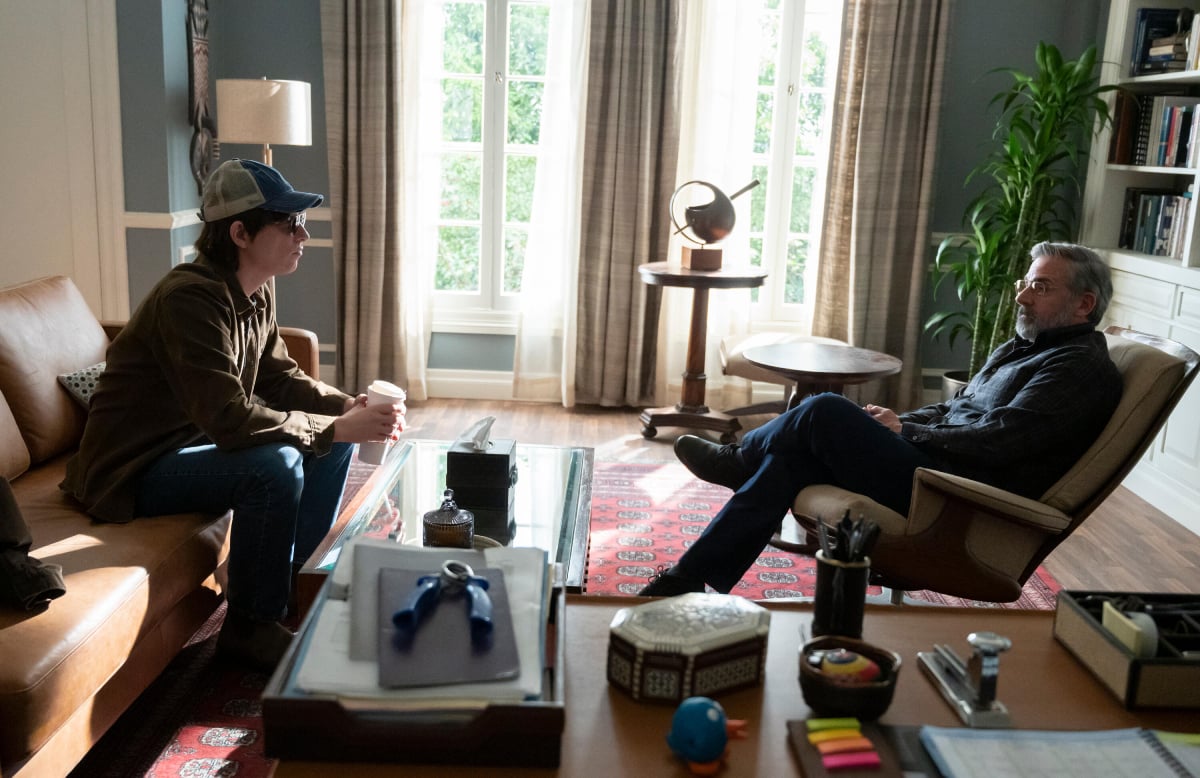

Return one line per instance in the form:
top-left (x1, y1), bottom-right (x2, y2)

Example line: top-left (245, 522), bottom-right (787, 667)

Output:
top-left (743, 341), bottom-right (902, 410)
top-left (637, 262), bottom-right (768, 443)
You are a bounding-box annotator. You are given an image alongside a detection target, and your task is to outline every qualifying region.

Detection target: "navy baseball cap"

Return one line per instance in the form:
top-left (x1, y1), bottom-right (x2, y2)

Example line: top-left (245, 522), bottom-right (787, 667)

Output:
top-left (200, 158), bottom-right (324, 222)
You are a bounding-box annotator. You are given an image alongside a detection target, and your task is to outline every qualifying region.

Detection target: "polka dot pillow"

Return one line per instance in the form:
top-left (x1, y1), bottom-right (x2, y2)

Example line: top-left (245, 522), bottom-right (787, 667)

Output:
top-left (57, 361), bottom-right (106, 408)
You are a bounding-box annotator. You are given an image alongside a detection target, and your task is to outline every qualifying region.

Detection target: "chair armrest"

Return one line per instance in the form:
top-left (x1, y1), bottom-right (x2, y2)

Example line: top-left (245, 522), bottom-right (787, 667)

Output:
top-left (871, 468), bottom-right (1071, 601)
top-left (908, 469), bottom-right (1071, 534)
top-left (279, 326), bottom-right (320, 380)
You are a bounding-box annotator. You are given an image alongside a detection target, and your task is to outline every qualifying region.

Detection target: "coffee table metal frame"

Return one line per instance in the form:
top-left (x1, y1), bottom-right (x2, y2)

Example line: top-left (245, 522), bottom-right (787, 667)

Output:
top-left (297, 439), bottom-right (593, 611)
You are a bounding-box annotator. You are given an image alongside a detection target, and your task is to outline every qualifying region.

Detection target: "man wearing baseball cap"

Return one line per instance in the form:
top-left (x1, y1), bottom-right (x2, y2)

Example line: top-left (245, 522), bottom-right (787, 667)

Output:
top-left (62, 159), bottom-right (406, 670)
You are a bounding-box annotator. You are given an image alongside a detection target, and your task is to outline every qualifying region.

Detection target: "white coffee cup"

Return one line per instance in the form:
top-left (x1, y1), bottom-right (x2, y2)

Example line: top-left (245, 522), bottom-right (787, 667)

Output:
top-left (357, 379), bottom-right (407, 465)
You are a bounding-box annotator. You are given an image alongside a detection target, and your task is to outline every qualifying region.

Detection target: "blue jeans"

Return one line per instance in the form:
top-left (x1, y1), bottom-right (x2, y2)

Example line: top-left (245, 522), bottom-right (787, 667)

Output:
top-left (675, 393), bottom-right (942, 592)
top-left (134, 441), bottom-right (354, 621)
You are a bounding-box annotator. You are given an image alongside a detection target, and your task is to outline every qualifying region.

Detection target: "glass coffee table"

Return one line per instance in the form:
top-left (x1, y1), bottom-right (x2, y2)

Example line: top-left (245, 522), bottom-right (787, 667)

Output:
top-left (297, 438), bottom-right (594, 613)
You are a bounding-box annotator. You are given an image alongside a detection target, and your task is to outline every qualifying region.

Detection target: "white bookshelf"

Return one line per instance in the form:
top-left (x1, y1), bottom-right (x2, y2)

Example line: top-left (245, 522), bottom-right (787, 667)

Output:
top-left (1080, 0), bottom-right (1200, 536)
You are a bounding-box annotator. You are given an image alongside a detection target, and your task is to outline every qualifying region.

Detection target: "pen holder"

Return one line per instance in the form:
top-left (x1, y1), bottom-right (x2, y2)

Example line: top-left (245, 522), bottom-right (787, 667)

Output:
top-left (811, 550), bottom-right (869, 639)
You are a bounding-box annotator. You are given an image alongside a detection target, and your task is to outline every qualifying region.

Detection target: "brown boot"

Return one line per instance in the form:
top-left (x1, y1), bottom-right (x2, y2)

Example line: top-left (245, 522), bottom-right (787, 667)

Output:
top-left (217, 610), bottom-right (295, 672)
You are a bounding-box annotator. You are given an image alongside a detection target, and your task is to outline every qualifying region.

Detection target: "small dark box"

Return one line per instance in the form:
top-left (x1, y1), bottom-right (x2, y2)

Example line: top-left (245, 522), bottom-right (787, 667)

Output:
top-left (446, 439), bottom-right (517, 537)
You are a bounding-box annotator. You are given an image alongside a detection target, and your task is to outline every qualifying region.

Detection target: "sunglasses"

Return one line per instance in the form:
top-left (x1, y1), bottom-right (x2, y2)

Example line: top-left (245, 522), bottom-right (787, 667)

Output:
top-left (273, 212), bottom-right (307, 235)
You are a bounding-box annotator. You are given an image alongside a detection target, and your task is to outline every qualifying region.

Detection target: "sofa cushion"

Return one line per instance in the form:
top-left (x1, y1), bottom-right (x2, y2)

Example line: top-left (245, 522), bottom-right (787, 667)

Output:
top-left (0, 459), bottom-right (231, 768)
top-left (0, 276), bottom-right (109, 464)
top-left (0, 391), bottom-right (31, 481)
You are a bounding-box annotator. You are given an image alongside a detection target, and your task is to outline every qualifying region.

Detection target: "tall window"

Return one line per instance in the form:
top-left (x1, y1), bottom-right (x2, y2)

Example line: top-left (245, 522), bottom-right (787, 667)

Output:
top-left (746, 0), bottom-right (841, 323)
top-left (428, 0), bottom-right (550, 313)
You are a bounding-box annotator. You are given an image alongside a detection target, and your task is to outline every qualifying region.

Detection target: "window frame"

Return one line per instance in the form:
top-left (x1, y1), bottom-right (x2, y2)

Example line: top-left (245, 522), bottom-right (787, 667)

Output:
top-left (430, 0), bottom-right (549, 324)
top-left (748, 0), bottom-right (841, 327)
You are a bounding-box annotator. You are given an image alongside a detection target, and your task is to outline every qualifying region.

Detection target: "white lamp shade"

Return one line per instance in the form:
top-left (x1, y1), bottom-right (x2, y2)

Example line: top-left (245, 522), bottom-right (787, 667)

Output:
top-left (216, 78), bottom-right (312, 146)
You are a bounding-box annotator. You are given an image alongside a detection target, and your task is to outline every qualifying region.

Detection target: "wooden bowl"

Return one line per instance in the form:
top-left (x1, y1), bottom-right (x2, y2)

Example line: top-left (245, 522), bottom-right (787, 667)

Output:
top-left (799, 635), bottom-right (901, 721)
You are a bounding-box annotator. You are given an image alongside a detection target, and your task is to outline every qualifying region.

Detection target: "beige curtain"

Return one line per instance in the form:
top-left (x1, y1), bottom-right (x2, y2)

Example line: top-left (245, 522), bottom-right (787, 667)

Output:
top-left (320, 0), bottom-right (428, 398)
top-left (574, 0), bottom-right (683, 407)
top-left (813, 0), bottom-right (949, 411)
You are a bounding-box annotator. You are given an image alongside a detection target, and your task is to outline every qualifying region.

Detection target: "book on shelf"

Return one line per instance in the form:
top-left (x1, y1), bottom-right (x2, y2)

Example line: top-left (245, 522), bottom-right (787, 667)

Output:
top-left (1135, 93), bottom-right (1156, 165)
top-left (1109, 90), bottom-right (1141, 164)
top-left (1130, 95), bottom-right (1198, 167)
top-left (1130, 7), bottom-right (1195, 76)
top-left (1142, 59), bottom-right (1189, 73)
top-left (1151, 31), bottom-right (1189, 47)
top-left (1120, 188), bottom-right (1188, 259)
top-left (1148, 43), bottom-right (1188, 57)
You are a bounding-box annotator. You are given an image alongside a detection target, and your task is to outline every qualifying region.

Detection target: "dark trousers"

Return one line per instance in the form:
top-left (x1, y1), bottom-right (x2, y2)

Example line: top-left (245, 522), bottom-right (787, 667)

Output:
top-left (1, 477), bottom-right (67, 610)
top-left (674, 393), bottom-right (940, 592)
top-left (135, 442), bottom-right (354, 621)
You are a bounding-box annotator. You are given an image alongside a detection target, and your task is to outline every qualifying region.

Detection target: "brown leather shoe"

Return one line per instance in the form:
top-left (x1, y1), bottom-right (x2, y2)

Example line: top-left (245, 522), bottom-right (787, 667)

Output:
top-left (673, 435), bottom-right (751, 491)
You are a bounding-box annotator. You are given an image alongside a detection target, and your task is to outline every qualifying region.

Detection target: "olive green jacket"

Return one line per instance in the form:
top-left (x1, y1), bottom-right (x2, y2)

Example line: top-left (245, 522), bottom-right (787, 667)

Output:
top-left (61, 257), bottom-right (350, 522)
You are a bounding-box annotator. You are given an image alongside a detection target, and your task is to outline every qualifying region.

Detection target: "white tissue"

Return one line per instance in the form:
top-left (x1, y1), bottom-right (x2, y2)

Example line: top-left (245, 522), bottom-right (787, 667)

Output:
top-left (456, 416), bottom-right (496, 451)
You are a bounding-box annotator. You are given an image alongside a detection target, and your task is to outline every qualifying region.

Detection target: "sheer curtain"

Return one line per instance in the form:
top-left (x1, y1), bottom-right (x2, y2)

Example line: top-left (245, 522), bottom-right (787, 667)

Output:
top-left (660, 1), bottom-right (761, 412)
top-left (813, 0), bottom-right (949, 410)
top-left (511, 0), bottom-right (590, 404)
top-left (320, 0), bottom-right (430, 399)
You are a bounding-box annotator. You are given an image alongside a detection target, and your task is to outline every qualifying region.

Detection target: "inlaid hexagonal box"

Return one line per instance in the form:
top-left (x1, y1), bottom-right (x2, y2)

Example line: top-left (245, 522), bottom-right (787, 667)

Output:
top-left (607, 592), bottom-right (771, 704)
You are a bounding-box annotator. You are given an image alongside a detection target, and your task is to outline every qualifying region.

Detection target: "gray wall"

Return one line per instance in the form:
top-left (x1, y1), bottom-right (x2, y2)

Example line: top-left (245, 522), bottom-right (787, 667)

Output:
top-left (117, 0), bottom-right (1111, 385)
top-left (118, 0), bottom-right (339, 368)
top-left (922, 0), bottom-right (1110, 372)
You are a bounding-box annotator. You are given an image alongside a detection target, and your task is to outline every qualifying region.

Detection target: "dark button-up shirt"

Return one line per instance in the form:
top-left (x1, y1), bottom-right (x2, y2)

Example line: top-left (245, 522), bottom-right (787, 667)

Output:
top-left (899, 323), bottom-right (1122, 498)
top-left (61, 256), bottom-right (350, 522)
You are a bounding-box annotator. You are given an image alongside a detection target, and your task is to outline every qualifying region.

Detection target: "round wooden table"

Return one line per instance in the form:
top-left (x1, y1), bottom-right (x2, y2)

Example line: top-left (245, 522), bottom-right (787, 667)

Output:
top-left (743, 341), bottom-right (902, 410)
top-left (637, 261), bottom-right (768, 443)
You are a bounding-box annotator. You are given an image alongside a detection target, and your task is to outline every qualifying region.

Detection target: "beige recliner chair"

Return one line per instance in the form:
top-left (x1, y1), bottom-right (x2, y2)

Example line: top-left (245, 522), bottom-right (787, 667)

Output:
top-left (773, 326), bottom-right (1200, 603)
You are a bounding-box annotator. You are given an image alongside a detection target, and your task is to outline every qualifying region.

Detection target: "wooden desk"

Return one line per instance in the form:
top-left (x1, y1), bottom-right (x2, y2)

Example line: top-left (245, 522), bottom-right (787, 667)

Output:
top-left (744, 342), bottom-right (903, 410)
top-left (637, 262), bottom-right (768, 443)
top-left (272, 597), bottom-right (1200, 777)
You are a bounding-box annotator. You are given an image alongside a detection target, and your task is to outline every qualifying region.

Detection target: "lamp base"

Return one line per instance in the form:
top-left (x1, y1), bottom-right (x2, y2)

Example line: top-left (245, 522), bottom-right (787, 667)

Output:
top-left (681, 247), bottom-right (722, 271)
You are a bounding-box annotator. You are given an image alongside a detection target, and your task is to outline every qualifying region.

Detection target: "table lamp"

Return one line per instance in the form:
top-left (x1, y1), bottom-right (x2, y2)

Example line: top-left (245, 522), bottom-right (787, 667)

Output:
top-left (215, 78), bottom-right (312, 167)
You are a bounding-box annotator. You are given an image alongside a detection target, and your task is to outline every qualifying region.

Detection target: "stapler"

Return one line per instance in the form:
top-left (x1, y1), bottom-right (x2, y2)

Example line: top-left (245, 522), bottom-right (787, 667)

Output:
top-left (918, 631), bottom-right (1013, 728)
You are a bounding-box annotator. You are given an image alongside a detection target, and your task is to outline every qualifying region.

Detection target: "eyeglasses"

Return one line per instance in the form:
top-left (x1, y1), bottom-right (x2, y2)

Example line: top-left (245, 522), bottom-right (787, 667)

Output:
top-left (1014, 278), bottom-right (1053, 296)
top-left (274, 212), bottom-right (307, 235)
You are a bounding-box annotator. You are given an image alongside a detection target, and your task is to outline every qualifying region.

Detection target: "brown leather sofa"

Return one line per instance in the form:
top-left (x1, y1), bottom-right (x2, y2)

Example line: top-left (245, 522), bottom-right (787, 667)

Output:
top-left (0, 275), bottom-right (321, 777)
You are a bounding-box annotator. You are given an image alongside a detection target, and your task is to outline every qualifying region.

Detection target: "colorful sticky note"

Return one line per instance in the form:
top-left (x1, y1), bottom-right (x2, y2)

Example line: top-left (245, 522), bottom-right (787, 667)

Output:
top-left (806, 717), bottom-right (862, 732)
top-left (822, 750), bottom-right (882, 771)
top-left (816, 736), bottom-right (875, 755)
top-left (808, 728), bottom-right (863, 744)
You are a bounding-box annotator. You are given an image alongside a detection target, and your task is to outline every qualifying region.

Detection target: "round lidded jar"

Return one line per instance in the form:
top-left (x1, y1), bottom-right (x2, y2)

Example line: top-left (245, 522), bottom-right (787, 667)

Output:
top-left (422, 489), bottom-right (474, 548)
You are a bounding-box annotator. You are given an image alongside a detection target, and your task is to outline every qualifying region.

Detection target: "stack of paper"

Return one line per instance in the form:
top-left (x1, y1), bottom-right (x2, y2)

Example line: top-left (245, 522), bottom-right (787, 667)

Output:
top-left (287, 538), bottom-right (550, 706)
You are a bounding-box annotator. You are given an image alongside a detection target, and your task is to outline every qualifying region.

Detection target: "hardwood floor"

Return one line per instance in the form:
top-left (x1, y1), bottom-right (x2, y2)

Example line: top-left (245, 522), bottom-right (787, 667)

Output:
top-left (403, 398), bottom-right (1200, 594)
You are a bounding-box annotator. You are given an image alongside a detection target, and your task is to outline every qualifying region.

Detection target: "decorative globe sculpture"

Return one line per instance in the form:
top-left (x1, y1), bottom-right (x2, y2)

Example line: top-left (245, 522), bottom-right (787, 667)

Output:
top-left (670, 179), bottom-right (760, 246)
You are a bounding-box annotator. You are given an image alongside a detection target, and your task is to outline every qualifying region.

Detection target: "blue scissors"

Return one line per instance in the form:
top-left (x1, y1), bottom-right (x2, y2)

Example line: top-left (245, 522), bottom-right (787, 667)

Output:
top-left (392, 559), bottom-right (494, 647)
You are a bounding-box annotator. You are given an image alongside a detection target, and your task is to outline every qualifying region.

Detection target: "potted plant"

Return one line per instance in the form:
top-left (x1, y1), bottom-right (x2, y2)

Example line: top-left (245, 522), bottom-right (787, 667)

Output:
top-left (927, 42), bottom-right (1112, 385)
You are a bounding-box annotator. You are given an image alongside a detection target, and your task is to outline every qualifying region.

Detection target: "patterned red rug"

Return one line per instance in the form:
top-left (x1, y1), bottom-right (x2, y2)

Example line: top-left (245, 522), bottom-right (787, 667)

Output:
top-left (583, 461), bottom-right (1062, 609)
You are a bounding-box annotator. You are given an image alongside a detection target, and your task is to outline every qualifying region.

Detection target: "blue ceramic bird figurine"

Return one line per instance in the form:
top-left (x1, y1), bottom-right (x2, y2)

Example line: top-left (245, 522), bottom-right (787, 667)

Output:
top-left (666, 696), bottom-right (747, 775)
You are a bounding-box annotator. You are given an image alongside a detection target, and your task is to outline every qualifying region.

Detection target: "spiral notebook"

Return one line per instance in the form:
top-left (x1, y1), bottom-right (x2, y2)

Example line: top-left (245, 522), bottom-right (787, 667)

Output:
top-left (919, 726), bottom-right (1199, 777)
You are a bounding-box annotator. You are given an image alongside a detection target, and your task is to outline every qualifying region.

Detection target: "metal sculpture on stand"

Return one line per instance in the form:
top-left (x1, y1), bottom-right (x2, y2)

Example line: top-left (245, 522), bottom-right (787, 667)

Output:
top-left (669, 179), bottom-right (759, 271)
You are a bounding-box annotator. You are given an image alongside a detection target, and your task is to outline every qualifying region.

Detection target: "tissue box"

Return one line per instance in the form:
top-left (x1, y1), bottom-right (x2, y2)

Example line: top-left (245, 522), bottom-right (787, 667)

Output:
top-left (607, 593), bottom-right (770, 704)
top-left (447, 439), bottom-right (517, 541)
